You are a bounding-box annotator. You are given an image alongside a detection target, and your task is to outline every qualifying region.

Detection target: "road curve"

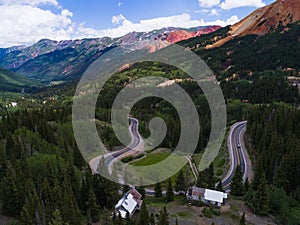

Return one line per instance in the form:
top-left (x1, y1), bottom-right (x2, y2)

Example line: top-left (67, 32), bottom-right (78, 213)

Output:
top-left (222, 121), bottom-right (252, 191)
top-left (89, 118), bottom-right (143, 174)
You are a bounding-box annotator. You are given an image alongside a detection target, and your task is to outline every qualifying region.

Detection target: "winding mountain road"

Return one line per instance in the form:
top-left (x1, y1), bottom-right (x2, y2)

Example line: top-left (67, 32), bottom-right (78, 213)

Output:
top-left (222, 121), bottom-right (253, 191)
top-left (89, 118), bottom-right (253, 194)
top-left (89, 118), bottom-right (144, 174)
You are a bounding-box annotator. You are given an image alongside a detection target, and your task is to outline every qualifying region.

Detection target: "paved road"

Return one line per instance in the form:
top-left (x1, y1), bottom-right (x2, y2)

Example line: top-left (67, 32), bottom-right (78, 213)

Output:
top-left (89, 118), bottom-right (143, 174)
top-left (90, 119), bottom-right (253, 195)
top-left (222, 121), bottom-right (252, 191)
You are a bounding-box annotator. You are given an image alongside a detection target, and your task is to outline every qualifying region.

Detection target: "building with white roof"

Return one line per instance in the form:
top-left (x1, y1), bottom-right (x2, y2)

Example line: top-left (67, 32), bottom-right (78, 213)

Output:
top-left (115, 188), bottom-right (143, 218)
top-left (186, 186), bottom-right (227, 208)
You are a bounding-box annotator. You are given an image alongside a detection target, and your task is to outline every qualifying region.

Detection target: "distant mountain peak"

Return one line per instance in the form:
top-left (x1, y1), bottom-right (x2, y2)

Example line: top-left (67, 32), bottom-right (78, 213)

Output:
top-left (231, 0), bottom-right (300, 36)
top-left (207, 0), bottom-right (300, 48)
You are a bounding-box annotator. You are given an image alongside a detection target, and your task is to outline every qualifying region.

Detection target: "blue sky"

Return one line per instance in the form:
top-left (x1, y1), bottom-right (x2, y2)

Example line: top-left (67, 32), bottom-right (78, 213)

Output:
top-left (58, 0), bottom-right (273, 29)
top-left (0, 0), bottom-right (275, 47)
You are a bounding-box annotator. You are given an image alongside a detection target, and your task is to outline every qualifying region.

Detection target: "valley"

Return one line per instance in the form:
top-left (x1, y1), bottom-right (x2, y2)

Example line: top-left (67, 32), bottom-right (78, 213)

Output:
top-left (0, 0), bottom-right (299, 225)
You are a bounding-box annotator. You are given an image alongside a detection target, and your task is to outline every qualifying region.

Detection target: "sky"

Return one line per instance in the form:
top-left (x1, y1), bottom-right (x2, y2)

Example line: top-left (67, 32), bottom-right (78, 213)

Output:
top-left (0, 0), bottom-right (275, 48)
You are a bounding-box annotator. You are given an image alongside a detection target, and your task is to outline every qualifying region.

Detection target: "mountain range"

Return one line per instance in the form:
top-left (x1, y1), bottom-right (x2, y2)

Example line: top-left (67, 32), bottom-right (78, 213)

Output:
top-left (0, 26), bottom-right (221, 83)
top-left (0, 0), bottom-right (299, 89)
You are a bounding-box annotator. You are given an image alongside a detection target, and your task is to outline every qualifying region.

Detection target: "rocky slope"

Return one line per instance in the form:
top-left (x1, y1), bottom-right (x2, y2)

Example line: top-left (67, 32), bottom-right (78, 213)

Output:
top-left (207, 0), bottom-right (300, 48)
top-left (0, 26), bottom-right (220, 82)
top-left (166, 26), bottom-right (221, 43)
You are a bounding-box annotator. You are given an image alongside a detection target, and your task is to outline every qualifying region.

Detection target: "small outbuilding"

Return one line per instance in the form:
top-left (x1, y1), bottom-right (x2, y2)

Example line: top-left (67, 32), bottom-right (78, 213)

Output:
top-left (186, 186), bottom-right (227, 208)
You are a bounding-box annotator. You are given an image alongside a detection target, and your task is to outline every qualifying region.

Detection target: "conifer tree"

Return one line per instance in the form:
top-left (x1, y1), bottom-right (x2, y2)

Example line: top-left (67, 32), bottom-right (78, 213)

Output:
top-left (216, 181), bottom-right (224, 192)
top-left (139, 202), bottom-right (149, 225)
top-left (20, 181), bottom-right (43, 225)
top-left (48, 210), bottom-right (68, 225)
top-left (249, 173), bottom-right (270, 215)
top-left (60, 176), bottom-right (81, 225)
top-left (231, 166), bottom-right (244, 196)
top-left (87, 188), bottom-right (100, 223)
top-left (175, 170), bottom-right (186, 193)
top-left (149, 213), bottom-right (155, 225)
top-left (240, 212), bottom-right (246, 225)
top-left (196, 163), bottom-right (215, 189)
top-left (208, 163), bottom-right (215, 189)
top-left (166, 178), bottom-right (174, 202)
top-left (244, 178), bottom-right (249, 193)
top-left (157, 207), bottom-right (169, 225)
top-left (155, 182), bottom-right (162, 198)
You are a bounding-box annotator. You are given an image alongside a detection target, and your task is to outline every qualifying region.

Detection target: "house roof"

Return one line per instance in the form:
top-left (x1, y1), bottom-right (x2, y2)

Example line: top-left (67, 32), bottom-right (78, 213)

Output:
top-left (204, 189), bottom-right (227, 203)
top-left (192, 186), bottom-right (205, 197)
top-left (115, 189), bottom-right (143, 218)
top-left (119, 209), bottom-right (128, 219)
top-left (122, 194), bottom-right (137, 215)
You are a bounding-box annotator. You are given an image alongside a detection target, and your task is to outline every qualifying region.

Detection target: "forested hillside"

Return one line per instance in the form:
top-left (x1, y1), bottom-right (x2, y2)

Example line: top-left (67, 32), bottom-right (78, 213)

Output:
top-left (0, 106), bottom-right (122, 224)
top-left (245, 105), bottom-right (300, 224)
top-left (180, 23), bottom-right (300, 77)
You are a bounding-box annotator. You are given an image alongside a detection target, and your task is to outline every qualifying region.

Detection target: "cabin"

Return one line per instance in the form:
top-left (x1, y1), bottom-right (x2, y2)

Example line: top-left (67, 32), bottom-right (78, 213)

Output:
top-left (115, 188), bottom-right (143, 218)
top-left (186, 186), bottom-right (227, 208)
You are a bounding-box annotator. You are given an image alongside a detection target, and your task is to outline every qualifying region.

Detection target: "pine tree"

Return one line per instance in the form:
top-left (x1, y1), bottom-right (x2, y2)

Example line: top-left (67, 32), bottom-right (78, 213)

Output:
top-left (100, 208), bottom-right (114, 225)
top-left (244, 178), bottom-right (249, 193)
top-left (20, 181), bottom-right (43, 225)
top-left (92, 173), bottom-right (119, 209)
top-left (175, 218), bottom-right (179, 225)
top-left (196, 163), bottom-right (215, 189)
top-left (139, 203), bottom-right (149, 225)
top-left (240, 212), bottom-right (246, 225)
top-left (157, 207), bottom-right (169, 225)
top-left (60, 176), bottom-right (81, 225)
top-left (231, 166), bottom-right (244, 196)
top-left (249, 173), bottom-right (270, 215)
top-left (87, 188), bottom-right (101, 223)
top-left (48, 210), bottom-right (68, 225)
top-left (0, 143), bottom-right (7, 179)
top-left (149, 213), bottom-right (155, 225)
top-left (113, 213), bottom-right (123, 225)
top-left (1, 165), bottom-right (24, 216)
top-left (166, 178), bottom-right (174, 202)
top-left (79, 176), bottom-right (90, 213)
top-left (175, 170), bottom-right (186, 193)
top-left (216, 181), bottom-right (224, 192)
top-left (136, 186), bottom-right (145, 199)
top-left (125, 212), bottom-right (132, 225)
top-left (196, 169), bottom-right (207, 188)
top-left (208, 163), bottom-right (215, 189)
top-left (154, 182), bottom-right (162, 198)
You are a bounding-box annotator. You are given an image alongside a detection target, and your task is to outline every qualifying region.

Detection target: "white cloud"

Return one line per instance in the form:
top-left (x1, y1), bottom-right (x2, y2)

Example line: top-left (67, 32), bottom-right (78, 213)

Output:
top-left (0, 2), bottom-right (239, 48)
top-left (78, 13), bottom-right (239, 39)
top-left (112, 14), bottom-right (126, 25)
top-left (0, 0), bottom-right (58, 6)
top-left (0, 4), bottom-right (73, 47)
top-left (220, 0), bottom-right (266, 10)
top-left (209, 9), bottom-right (219, 16)
top-left (118, 2), bottom-right (123, 7)
top-left (198, 0), bottom-right (220, 8)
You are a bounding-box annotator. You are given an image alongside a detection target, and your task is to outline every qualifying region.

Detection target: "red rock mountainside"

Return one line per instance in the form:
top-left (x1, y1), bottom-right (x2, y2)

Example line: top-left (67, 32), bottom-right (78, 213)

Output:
top-left (166, 26), bottom-right (222, 43)
top-left (207, 0), bottom-right (300, 48)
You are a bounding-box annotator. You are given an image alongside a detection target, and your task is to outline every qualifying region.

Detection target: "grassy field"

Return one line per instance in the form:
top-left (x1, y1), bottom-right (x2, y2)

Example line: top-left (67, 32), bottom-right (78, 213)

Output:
top-left (131, 152), bottom-right (170, 166)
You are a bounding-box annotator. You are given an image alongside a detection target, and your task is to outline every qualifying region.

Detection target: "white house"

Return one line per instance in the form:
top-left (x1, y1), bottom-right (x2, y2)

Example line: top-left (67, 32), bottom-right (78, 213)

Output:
top-left (186, 186), bottom-right (227, 208)
top-left (203, 189), bottom-right (228, 207)
top-left (115, 188), bottom-right (143, 218)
